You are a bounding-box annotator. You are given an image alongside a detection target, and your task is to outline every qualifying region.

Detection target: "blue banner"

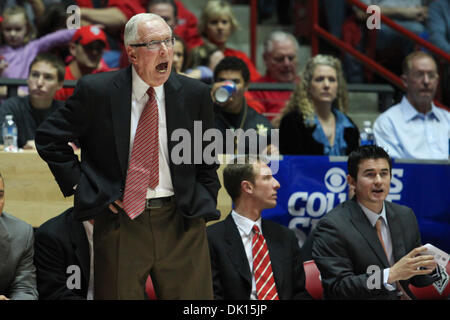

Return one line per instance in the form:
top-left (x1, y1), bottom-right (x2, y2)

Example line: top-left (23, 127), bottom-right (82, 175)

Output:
top-left (262, 156), bottom-right (450, 253)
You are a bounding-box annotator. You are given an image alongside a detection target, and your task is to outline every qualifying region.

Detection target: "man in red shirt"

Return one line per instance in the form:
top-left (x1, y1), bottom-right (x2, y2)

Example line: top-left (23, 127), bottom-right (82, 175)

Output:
top-left (252, 31), bottom-right (301, 122)
top-left (54, 25), bottom-right (112, 101)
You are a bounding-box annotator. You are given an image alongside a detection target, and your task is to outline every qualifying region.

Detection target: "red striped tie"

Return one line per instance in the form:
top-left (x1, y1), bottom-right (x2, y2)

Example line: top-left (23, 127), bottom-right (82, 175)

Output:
top-left (252, 225), bottom-right (279, 300)
top-left (123, 87), bottom-right (159, 220)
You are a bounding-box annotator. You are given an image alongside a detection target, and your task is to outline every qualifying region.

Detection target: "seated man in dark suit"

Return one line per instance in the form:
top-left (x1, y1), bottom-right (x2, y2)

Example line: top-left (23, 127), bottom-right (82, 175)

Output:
top-left (312, 145), bottom-right (437, 299)
top-left (207, 156), bottom-right (311, 300)
top-left (0, 173), bottom-right (38, 300)
top-left (34, 207), bottom-right (93, 300)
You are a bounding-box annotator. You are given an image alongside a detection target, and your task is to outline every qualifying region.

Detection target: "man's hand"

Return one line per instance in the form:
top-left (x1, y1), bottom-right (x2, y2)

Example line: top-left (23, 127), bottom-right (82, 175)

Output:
top-left (108, 199), bottom-right (123, 214)
top-left (23, 140), bottom-right (36, 150)
top-left (388, 246), bottom-right (437, 284)
top-left (0, 295), bottom-right (10, 300)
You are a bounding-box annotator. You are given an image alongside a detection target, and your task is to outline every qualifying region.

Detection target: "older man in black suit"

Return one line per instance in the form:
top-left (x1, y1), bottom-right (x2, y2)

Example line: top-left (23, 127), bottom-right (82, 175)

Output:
top-left (207, 156), bottom-right (311, 300)
top-left (35, 13), bottom-right (220, 300)
top-left (312, 145), bottom-right (437, 299)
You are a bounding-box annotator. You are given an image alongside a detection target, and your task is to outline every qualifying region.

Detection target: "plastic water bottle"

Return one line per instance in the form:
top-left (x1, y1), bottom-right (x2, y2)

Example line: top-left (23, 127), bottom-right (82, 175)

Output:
top-left (360, 120), bottom-right (374, 146)
top-left (2, 114), bottom-right (18, 152)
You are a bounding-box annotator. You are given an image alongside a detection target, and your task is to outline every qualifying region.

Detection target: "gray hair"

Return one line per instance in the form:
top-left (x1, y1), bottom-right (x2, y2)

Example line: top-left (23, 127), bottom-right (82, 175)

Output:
top-left (263, 31), bottom-right (300, 58)
top-left (124, 13), bottom-right (170, 46)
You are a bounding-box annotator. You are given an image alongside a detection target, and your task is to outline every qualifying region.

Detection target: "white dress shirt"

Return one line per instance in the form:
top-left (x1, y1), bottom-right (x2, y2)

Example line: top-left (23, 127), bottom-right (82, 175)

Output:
top-left (231, 210), bottom-right (263, 300)
top-left (374, 96), bottom-right (450, 160)
top-left (358, 201), bottom-right (396, 291)
top-left (131, 66), bottom-right (174, 199)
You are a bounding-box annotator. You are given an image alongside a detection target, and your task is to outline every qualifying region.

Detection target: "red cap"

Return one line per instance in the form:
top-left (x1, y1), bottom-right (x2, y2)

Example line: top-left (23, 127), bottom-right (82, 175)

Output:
top-left (72, 25), bottom-right (107, 47)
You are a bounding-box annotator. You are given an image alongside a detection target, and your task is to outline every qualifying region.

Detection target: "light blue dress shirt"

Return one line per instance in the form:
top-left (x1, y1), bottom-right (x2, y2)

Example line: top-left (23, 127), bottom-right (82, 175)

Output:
top-left (374, 96), bottom-right (450, 159)
top-left (310, 109), bottom-right (355, 156)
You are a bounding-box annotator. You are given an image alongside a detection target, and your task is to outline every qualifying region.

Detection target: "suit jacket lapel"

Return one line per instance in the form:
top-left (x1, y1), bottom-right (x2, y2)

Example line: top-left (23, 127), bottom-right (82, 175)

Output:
top-left (111, 67), bottom-right (133, 180)
top-left (349, 199), bottom-right (390, 267)
top-left (164, 73), bottom-right (183, 158)
top-left (262, 220), bottom-right (284, 291)
top-left (224, 215), bottom-right (252, 288)
top-left (385, 202), bottom-right (406, 263)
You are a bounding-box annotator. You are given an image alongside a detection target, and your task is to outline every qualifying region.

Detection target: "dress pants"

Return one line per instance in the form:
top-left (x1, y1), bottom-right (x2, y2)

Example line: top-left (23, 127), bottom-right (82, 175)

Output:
top-left (93, 199), bottom-right (213, 300)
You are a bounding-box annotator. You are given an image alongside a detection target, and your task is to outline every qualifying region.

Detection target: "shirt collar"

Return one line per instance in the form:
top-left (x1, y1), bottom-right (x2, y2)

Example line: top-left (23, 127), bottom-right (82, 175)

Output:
top-left (131, 65), bottom-right (164, 103)
top-left (231, 210), bottom-right (262, 237)
top-left (358, 201), bottom-right (387, 228)
top-left (401, 96), bottom-right (440, 122)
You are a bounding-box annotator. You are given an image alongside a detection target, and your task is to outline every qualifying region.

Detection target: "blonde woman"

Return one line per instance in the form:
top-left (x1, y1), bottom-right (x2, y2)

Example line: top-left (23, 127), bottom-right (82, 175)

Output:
top-left (278, 54), bottom-right (359, 155)
top-left (198, 0), bottom-right (260, 81)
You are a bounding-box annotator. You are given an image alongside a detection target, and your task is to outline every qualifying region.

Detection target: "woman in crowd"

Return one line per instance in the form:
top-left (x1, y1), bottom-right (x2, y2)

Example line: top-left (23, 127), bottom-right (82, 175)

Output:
top-left (278, 54), bottom-right (360, 155)
top-left (198, 0), bottom-right (260, 81)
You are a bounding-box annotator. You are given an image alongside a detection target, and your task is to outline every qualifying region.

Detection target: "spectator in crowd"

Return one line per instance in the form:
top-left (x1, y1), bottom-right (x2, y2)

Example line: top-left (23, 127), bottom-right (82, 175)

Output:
top-left (211, 57), bottom-right (273, 155)
top-left (34, 207), bottom-right (93, 300)
top-left (374, 51), bottom-right (450, 160)
top-left (252, 31), bottom-right (301, 120)
top-left (0, 5), bottom-right (74, 96)
top-left (198, 0), bottom-right (261, 82)
top-left (312, 145), bottom-right (437, 299)
top-left (185, 40), bottom-right (224, 83)
top-left (146, 0), bottom-right (203, 50)
top-left (427, 0), bottom-right (450, 107)
top-left (172, 35), bottom-right (188, 73)
top-left (0, 53), bottom-right (65, 150)
top-left (427, 0), bottom-right (450, 53)
top-left (0, 0), bottom-right (45, 27)
top-left (0, 173), bottom-right (38, 300)
top-left (35, 13), bottom-right (220, 300)
top-left (278, 54), bottom-right (359, 156)
top-left (350, 0), bottom-right (429, 78)
top-left (207, 156), bottom-right (311, 300)
top-left (77, 0), bottom-right (146, 68)
top-left (54, 25), bottom-right (112, 101)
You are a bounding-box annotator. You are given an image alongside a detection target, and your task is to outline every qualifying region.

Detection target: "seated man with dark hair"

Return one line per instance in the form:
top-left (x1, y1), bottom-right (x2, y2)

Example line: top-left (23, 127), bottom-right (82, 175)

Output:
top-left (34, 207), bottom-right (93, 300)
top-left (207, 156), bottom-right (311, 300)
top-left (312, 145), bottom-right (438, 300)
top-left (211, 57), bottom-right (274, 154)
top-left (0, 53), bottom-right (65, 150)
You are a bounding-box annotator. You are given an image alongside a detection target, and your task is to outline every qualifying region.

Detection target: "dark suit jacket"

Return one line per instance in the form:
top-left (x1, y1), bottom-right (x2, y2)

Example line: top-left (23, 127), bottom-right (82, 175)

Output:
top-left (35, 68), bottom-right (220, 222)
top-left (0, 213), bottom-right (37, 300)
top-left (279, 109), bottom-right (360, 155)
top-left (206, 214), bottom-right (311, 300)
top-left (312, 198), bottom-right (435, 299)
top-left (34, 208), bottom-right (90, 300)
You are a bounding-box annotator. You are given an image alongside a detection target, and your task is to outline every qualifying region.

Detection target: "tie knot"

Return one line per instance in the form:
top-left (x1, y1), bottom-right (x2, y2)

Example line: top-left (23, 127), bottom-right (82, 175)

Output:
top-left (146, 87), bottom-right (155, 98)
top-left (375, 218), bottom-right (383, 231)
top-left (252, 225), bottom-right (261, 235)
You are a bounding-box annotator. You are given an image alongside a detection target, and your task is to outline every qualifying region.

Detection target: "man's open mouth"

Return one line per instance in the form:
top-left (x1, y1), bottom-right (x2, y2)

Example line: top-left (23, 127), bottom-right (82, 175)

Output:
top-left (156, 62), bottom-right (168, 73)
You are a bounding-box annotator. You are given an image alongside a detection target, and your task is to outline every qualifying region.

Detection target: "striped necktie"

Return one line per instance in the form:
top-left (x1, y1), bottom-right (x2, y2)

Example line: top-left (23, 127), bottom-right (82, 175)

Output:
top-left (123, 87), bottom-right (159, 220)
top-left (252, 225), bottom-right (279, 300)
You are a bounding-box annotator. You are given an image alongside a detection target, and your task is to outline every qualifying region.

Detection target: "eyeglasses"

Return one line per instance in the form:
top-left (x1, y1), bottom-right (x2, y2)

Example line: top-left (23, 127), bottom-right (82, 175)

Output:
top-left (129, 37), bottom-right (175, 51)
top-left (409, 71), bottom-right (439, 81)
top-left (271, 55), bottom-right (297, 64)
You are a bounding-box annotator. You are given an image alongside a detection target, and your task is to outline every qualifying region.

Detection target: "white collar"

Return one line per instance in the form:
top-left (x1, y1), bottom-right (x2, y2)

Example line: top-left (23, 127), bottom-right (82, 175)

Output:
top-left (358, 201), bottom-right (388, 228)
top-left (231, 210), bottom-right (262, 237)
top-left (131, 65), bottom-right (164, 103)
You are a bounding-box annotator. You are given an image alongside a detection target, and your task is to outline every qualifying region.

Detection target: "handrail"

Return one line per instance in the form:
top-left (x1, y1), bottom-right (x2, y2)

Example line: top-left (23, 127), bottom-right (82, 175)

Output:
top-left (310, 0), bottom-right (449, 111)
top-left (348, 0), bottom-right (450, 62)
top-left (0, 77), bottom-right (395, 94)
